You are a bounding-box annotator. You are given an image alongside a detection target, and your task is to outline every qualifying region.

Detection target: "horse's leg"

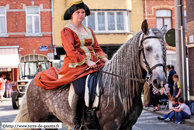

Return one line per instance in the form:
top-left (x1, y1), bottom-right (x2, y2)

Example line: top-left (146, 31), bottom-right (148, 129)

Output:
top-left (119, 95), bottom-right (143, 130)
top-left (45, 115), bottom-right (61, 130)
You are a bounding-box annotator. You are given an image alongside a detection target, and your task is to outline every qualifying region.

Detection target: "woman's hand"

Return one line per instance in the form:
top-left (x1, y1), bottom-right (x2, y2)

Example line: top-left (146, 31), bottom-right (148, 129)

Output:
top-left (87, 61), bottom-right (97, 68)
top-left (100, 57), bottom-right (108, 63)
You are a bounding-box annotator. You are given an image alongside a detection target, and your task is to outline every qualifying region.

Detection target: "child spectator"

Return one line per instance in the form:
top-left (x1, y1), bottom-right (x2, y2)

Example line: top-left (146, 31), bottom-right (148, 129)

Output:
top-left (172, 98), bottom-right (191, 124)
top-left (172, 74), bottom-right (181, 98)
top-left (157, 98), bottom-right (179, 121)
top-left (5, 79), bottom-right (12, 98)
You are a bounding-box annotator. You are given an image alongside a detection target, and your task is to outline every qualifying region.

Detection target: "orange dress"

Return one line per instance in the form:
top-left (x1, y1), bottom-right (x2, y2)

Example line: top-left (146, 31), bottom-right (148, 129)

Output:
top-left (0, 81), bottom-right (2, 90)
top-left (35, 24), bottom-right (107, 89)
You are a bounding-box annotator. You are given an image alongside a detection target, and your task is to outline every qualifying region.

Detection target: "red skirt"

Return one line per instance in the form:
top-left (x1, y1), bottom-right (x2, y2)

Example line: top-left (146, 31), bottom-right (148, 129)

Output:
top-left (35, 60), bottom-right (104, 90)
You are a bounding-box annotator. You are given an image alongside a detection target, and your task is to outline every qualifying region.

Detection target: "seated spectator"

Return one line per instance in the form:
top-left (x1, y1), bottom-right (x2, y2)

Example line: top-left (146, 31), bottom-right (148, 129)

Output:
top-left (172, 74), bottom-right (181, 98)
top-left (161, 81), bottom-right (172, 101)
top-left (172, 98), bottom-right (191, 124)
top-left (157, 98), bottom-right (179, 121)
top-left (152, 83), bottom-right (168, 111)
top-left (5, 79), bottom-right (12, 98)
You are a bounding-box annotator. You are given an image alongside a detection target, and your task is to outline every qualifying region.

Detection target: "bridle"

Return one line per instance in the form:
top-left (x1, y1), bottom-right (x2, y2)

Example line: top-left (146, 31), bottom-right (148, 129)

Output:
top-left (139, 33), bottom-right (165, 78)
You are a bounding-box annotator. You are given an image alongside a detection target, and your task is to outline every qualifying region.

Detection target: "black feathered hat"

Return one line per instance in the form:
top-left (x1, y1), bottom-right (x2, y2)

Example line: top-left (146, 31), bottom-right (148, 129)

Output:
top-left (61, 0), bottom-right (91, 20)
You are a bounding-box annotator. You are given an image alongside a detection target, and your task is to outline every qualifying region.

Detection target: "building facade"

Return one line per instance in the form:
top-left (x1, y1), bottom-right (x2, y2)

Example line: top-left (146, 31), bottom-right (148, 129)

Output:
top-left (186, 0), bottom-right (194, 100)
top-left (143, 0), bottom-right (187, 70)
top-left (53, 0), bottom-right (144, 60)
top-left (0, 0), bottom-right (54, 85)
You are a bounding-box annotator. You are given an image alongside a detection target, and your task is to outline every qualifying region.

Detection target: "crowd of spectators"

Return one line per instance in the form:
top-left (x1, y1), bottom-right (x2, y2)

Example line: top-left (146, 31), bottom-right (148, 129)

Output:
top-left (143, 64), bottom-right (191, 124)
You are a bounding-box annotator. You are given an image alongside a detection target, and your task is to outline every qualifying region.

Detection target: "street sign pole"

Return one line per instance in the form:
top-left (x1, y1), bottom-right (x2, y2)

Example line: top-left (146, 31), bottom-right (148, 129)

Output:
top-left (174, 0), bottom-right (188, 100)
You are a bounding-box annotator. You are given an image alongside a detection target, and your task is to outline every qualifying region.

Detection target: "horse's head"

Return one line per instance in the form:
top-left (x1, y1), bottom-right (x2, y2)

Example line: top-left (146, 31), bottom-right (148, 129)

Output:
top-left (140, 20), bottom-right (167, 88)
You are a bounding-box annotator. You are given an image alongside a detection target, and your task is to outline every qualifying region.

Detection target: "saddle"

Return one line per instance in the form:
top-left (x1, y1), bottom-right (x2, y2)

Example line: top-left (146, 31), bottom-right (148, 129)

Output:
top-left (68, 71), bottom-right (103, 130)
top-left (85, 71), bottom-right (103, 111)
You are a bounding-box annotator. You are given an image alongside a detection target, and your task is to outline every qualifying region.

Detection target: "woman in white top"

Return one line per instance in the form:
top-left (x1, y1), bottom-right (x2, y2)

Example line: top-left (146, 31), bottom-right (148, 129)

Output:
top-left (172, 98), bottom-right (191, 124)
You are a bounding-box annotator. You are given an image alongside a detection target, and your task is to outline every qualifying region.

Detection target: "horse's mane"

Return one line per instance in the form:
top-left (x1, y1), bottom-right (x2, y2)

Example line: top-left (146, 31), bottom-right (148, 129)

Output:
top-left (102, 31), bottom-right (144, 115)
top-left (102, 29), bottom-right (166, 115)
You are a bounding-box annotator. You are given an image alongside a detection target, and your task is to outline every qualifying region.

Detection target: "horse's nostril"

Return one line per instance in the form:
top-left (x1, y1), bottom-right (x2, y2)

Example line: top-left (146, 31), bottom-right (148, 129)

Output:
top-left (153, 79), bottom-right (158, 85)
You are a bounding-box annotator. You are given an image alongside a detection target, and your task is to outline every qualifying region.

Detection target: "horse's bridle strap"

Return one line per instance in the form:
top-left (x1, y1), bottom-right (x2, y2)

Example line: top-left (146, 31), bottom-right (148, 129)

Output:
top-left (140, 34), bottom-right (165, 75)
top-left (150, 64), bottom-right (164, 71)
top-left (141, 36), bottom-right (159, 44)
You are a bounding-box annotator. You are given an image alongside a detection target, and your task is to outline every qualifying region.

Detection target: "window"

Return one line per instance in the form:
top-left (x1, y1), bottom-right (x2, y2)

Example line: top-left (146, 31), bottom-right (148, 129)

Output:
top-left (101, 45), bottom-right (121, 59)
top-left (184, 10), bottom-right (187, 32)
top-left (26, 7), bottom-right (40, 34)
top-left (156, 10), bottom-right (172, 31)
top-left (82, 11), bottom-right (129, 33)
top-left (0, 7), bottom-right (6, 34)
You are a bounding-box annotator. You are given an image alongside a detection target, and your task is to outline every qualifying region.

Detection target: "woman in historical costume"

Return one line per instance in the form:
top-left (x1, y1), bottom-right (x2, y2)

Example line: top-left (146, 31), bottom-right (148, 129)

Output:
top-left (60, 0), bottom-right (108, 129)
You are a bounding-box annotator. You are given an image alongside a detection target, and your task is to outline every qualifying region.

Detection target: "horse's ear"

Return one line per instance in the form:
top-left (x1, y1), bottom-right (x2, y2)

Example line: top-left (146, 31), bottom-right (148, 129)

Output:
top-left (160, 25), bottom-right (167, 34)
top-left (141, 20), bottom-right (149, 35)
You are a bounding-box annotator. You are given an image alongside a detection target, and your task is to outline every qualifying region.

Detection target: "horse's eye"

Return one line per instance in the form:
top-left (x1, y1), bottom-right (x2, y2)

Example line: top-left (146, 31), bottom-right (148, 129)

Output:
top-left (145, 46), bottom-right (152, 51)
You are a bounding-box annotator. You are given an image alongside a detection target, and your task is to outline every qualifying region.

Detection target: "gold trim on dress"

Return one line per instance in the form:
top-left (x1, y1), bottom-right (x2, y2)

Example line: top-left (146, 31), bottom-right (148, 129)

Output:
top-left (97, 54), bottom-right (108, 58)
top-left (65, 24), bottom-right (92, 68)
top-left (68, 58), bottom-right (87, 68)
top-left (83, 25), bottom-right (94, 45)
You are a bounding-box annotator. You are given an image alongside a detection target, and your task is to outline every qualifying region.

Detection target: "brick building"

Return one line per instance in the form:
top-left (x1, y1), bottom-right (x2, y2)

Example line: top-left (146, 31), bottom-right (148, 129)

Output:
top-left (0, 0), bottom-right (54, 84)
top-left (143, 0), bottom-right (187, 70)
top-left (186, 0), bottom-right (194, 100)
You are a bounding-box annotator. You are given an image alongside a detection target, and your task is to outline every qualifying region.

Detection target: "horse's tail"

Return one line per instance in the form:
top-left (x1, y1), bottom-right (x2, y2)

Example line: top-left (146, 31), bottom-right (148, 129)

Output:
top-left (13, 94), bottom-right (31, 123)
top-left (13, 80), bottom-right (32, 123)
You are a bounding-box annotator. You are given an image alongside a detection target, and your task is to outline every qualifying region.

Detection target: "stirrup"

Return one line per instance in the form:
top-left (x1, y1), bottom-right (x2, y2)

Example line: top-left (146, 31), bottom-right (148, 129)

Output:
top-left (79, 124), bottom-right (88, 130)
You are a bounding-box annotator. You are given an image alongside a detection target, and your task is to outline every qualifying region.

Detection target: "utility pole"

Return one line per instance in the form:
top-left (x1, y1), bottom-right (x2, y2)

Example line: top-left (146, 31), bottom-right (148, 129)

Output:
top-left (174, 0), bottom-right (188, 100)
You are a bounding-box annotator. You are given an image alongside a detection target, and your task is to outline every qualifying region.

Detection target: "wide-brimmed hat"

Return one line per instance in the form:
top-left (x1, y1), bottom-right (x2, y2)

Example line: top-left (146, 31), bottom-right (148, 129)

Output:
top-left (61, 0), bottom-right (91, 20)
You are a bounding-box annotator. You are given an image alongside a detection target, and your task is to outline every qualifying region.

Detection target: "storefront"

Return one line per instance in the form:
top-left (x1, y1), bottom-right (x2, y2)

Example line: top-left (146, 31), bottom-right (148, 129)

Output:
top-left (0, 46), bottom-right (20, 92)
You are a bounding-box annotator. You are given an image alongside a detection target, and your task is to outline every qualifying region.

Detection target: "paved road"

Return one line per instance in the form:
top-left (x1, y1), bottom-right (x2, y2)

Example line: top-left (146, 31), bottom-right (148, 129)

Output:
top-left (1, 98), bottom-right (194, 130)
top-left (0, 98), bottom-right (19, 123)
top-left (132, 110), bottom-right (194, 130)
top-left (0, 98), bottom-right (69, 130)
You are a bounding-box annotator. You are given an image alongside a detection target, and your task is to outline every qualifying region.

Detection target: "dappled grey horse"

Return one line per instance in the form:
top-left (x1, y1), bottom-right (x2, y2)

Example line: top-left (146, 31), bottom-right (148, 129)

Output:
top-left (13, 20), bottom-right (167, 130)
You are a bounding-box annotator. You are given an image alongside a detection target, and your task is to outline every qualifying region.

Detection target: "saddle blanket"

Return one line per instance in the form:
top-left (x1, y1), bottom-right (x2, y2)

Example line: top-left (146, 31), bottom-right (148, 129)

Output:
top-left (68, 73), bottom-right (102, 109)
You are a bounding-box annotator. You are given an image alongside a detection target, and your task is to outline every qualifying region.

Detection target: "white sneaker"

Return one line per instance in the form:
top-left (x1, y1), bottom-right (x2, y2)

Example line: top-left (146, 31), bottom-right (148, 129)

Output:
top-left (164, 118), bottom-right (170, 122)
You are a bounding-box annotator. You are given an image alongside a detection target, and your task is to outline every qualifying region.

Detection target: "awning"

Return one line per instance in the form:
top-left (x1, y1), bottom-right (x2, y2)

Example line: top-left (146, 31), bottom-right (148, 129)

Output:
top-left (0, 46), bottom-right (20, 68)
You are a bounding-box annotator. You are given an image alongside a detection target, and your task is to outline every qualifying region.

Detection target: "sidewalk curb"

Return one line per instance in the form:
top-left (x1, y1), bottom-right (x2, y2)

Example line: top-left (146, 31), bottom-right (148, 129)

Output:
top-left (143, 107), bottom-right (194, 125)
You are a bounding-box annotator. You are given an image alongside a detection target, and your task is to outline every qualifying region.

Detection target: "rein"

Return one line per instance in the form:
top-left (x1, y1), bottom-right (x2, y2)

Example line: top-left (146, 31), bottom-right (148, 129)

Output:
top-left (94, 68), bottom-right (145, 83)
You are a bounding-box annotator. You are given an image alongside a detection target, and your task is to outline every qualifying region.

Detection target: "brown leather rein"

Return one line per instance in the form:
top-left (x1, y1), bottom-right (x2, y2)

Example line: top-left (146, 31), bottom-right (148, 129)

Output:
top-left (94, 68), bottom-right (145, 84)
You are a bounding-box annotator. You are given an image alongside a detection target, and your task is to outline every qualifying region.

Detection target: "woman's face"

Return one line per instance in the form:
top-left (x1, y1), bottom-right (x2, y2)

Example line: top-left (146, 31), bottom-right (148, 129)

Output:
top-left (71, 9), bottom-right (86, 22)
